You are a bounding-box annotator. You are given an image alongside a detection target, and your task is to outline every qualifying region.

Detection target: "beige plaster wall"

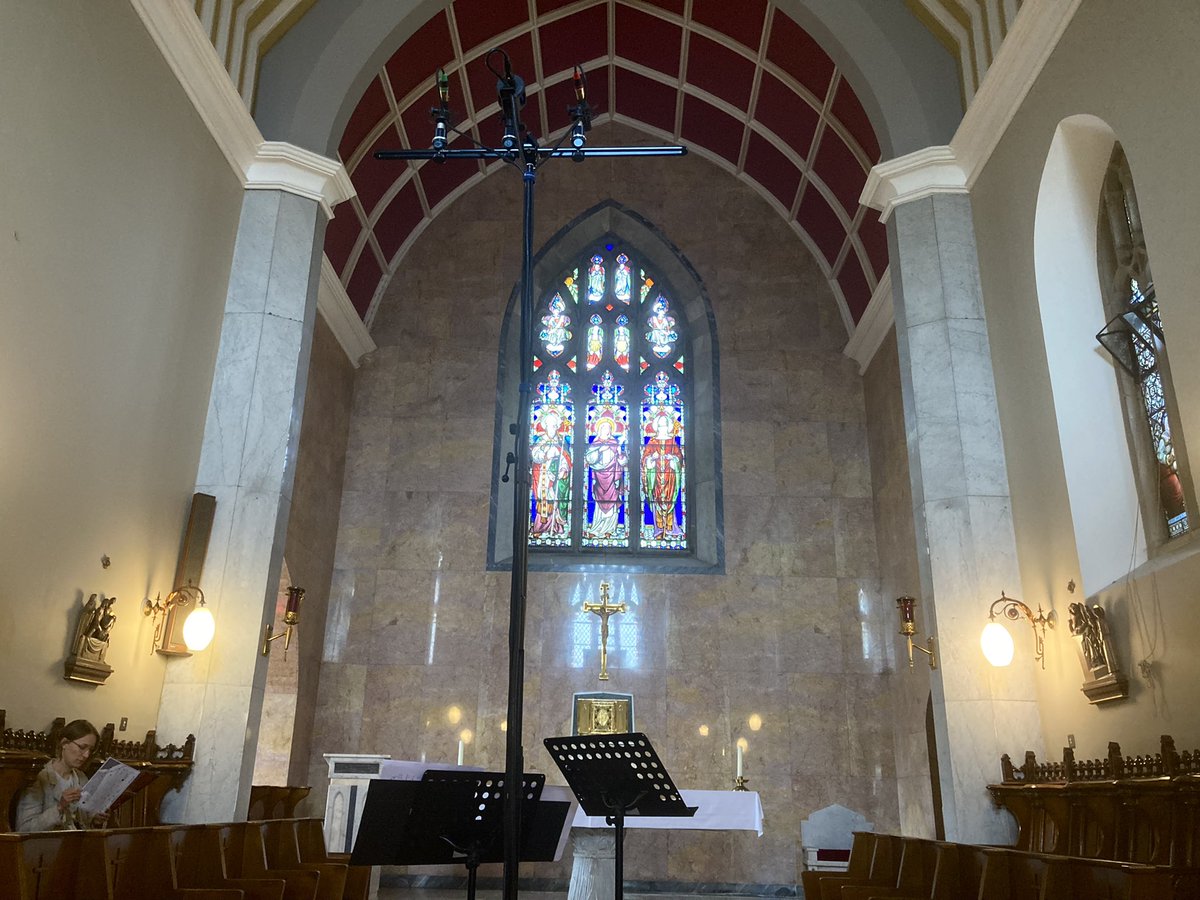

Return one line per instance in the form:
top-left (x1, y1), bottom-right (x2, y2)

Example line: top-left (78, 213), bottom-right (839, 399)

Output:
top-left (312, 123), bottom-right (900, 885)
top-left (0, 2), bottom-right (241, 735)
top-left (971, 1), bottom-right (1200, 760)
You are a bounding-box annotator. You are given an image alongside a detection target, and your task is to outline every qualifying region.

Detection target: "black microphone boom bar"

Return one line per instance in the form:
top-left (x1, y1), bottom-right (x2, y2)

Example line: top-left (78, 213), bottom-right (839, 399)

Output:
top-left (375, 145), bottom-right (687, 161)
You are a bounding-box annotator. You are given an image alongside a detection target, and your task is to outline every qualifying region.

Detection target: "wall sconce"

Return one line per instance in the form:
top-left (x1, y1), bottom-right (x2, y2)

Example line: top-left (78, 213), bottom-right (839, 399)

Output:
top-left (981, 591), bottom-right (1055, 668)
top-left (262, 586), bottom-right (303, 656)
top-left (143, 582), bottom-right (215, 653)
top-left (895, 596), bottom-right (937, 670)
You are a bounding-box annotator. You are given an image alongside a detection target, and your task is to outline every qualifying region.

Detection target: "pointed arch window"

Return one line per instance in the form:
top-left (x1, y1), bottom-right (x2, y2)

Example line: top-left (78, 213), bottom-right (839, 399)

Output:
top-left (527, 245), bottom-right (690, 554)
top-left (489, 208), bottom-right (723, 574)
top-left (1096, 145), bottom-right (1189, 540)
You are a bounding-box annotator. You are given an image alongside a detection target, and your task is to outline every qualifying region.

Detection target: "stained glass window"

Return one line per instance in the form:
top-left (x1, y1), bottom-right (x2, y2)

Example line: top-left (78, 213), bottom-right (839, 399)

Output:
top-left (1097, 146), bottom-right (1188, 539)
top-left (587, 255), bottom-right (605, 303)
top-left (529, 371), bottom-right (573, 547)
top-left (641, 372), bottom-right (686, 549)
top-left (583, 373), bottom-right (629, 547)
top-left (526, 245), bottom-right (690, 555)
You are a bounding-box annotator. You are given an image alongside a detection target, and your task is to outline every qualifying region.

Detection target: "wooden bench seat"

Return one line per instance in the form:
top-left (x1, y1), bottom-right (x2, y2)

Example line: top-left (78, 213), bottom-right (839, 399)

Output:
top-left (212, 822), bottom-right (320, 900)
top-left (92, 826), bottom-right (242, 900)
top-left (169, 824), bottom-right (286, 900)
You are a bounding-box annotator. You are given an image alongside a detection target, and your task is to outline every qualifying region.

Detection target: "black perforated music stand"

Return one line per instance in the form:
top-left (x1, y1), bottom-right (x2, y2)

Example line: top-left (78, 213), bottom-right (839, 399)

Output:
top-left (350, 770), bottom-right (552, 900)
top-left (544, 732), bottom-right (696, 900)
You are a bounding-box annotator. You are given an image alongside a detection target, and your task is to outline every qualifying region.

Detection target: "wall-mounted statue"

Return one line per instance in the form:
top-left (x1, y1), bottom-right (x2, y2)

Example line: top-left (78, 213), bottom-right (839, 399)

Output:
top-left (64, 593), bottom-right (116, 685)
top-left (1067, 600), bottom-right (1128, 704)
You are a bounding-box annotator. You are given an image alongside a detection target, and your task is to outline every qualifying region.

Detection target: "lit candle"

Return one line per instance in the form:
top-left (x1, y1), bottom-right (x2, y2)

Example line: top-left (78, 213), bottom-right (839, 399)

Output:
top-left (736, 744), bottom-right (743, 778)
top-left (457, 739), bottom-right (465, 766)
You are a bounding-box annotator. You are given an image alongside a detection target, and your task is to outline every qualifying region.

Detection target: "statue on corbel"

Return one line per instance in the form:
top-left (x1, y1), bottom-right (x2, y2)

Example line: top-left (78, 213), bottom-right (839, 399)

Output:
top-left (1067, 600), bottom-right (1128, 704)
top-left (64, 593), bottom-right (117, 684)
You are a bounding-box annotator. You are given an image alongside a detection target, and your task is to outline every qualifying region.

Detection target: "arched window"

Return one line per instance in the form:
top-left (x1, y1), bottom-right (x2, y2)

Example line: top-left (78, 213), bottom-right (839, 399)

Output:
top-left (488, 203), bottom-right (723, 572)
top-left (1095, 145), bottom-right (1190, 542)
top-left (529, 245), bottom-right (689, 552)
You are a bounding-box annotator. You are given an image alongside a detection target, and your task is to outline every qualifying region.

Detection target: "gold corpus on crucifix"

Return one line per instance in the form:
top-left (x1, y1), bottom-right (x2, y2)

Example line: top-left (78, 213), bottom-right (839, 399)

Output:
top-left (583, 581), bottom-right (626, 681)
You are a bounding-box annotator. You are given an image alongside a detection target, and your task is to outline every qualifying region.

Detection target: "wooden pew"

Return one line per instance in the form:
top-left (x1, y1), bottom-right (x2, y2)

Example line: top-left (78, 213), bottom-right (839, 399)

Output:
top-left (294, 818), bottom-right (369, 900)
top-left (0, 830), bottom-right (91, 900)
top-left (800, 831), bottom-right (874, 900)
top-left (94, 826), bottom-right (241, 899)
top-left (837, 837), bottom-right (938, 900)
top-left (169, 824), bottom-right (286, 900)
top-left (257, 820), bottom-right (346, 900)
top-left (211, 822), bottom-right (319, 900)
top-left (814, 832), bottom-right (903, 900)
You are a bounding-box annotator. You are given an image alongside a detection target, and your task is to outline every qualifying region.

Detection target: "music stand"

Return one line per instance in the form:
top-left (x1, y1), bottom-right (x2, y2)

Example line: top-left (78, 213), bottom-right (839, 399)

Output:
top-left (350, 770), bottom-right (555, 900)
top-left (544, 732), bottom-right (696, 900)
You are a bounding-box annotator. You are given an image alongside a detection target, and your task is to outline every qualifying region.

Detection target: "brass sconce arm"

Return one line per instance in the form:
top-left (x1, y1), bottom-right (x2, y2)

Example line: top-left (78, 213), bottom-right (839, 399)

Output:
top-left (895, 596), bottom-right (937, 670)
top-left (262, 586), bottom-right (304, 656)
top-left (143, 583), bottom-right (214, 653)
top-left (986, 592), bottom-right (1055, 669)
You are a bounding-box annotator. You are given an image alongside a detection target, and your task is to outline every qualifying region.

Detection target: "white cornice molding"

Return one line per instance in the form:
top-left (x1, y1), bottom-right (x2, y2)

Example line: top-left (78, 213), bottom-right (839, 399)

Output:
top-left (843, 269), bottom-right (894, 373)
top-left (860, 146), bottom-right (968, 221)
top-left (247, 143), bottom-right (356, 217)
top-left (862, 0), bottom-right (1083, 220)
top-left (129, 0), bottom-right (355, 217)
top-left (318, 256), bottom-right (376, 367)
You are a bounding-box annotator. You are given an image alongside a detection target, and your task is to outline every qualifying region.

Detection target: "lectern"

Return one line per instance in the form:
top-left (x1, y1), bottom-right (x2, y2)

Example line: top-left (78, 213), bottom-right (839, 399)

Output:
top-left (545, 733), bottom-right (695, 900)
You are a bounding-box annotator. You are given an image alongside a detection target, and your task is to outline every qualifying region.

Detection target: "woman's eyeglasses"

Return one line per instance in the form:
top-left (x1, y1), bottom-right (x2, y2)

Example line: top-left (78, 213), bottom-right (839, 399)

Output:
top-left (68, 739), bottom-right (96, 757)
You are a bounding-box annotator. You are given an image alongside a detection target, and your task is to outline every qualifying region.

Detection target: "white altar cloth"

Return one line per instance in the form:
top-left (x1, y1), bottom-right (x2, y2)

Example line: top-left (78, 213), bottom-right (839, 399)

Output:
top-left (571, 789), bottom-right (764, 835)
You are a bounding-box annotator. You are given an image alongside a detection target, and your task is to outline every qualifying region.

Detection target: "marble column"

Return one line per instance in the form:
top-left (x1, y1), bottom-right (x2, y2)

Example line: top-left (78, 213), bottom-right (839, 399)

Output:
top-left (159, 145), bottom-right (351, 822)
top-left (883, 184), bottom-right (1043, 843)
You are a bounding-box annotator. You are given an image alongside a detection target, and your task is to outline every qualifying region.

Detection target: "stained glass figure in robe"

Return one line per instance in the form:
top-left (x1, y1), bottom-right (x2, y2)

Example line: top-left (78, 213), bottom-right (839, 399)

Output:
top-left (583, 372), bottom-right (629, 547)
top-left (529, 372), bottom-right (573, 546)
top-left (614, 253), bottom-right (632, 304)
top-left (645, 296), bottom-right (678, 358)
top-left (540, 293), bottom-right (572, 357)
top-left (587, 254), bottom-right (605, 304)
top-left (614, 315), bottom-right (631, 370)
top-left (641, 372), bottom-right (686, 548)
top-left (586, 314), bottom-right (604, 371)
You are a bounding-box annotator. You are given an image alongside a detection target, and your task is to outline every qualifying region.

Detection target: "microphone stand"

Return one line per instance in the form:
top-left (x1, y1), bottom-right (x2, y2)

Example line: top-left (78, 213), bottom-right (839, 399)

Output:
top-left (375, 53), bottom-right (685, 900)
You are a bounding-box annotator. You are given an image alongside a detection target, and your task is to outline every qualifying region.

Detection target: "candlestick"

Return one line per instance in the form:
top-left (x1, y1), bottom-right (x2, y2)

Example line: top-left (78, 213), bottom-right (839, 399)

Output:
top-left (457, 739), bottom-right (465, 766)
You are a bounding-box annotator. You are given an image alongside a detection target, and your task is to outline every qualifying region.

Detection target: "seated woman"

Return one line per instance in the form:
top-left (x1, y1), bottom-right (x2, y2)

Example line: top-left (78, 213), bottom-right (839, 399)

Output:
top-left (16, 719), bottom-right (108, 831)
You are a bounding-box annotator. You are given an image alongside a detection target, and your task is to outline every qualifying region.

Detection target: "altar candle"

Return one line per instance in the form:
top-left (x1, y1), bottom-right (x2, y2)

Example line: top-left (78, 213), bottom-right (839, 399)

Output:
top-left (736, 744), bottom-right (743, 778)
top-left (457, 739), bottom-right (465, 766)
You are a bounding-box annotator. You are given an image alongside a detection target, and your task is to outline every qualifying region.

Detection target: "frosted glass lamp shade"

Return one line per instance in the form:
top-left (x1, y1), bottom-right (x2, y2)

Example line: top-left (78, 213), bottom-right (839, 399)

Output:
top-left (981, 621), bottom-right (1014, 667)
top-left (183, 604), bottom-right (216, 652)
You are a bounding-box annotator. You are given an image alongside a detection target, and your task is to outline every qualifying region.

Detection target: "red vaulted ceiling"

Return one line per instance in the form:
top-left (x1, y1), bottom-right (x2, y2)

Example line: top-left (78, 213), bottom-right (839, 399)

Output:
top-left (327, 0), bottom-right (887, 328)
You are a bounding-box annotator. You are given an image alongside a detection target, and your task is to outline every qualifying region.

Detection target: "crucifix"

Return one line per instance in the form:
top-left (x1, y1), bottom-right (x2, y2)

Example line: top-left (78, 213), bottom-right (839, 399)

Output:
top-left (583, 581), bottom-right (627, 681)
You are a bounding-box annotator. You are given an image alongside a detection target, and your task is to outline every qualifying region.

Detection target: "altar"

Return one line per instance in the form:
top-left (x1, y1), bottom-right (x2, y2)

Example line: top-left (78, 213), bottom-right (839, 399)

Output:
top-left (567, 790), bottom-right (764, 900)
top-left (324, 758), bottom-right (762, 900)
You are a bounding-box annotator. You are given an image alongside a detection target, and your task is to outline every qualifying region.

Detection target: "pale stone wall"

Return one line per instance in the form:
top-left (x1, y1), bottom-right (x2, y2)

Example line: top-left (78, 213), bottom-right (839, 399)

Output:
top-left (863, 331), bottom-right (934, 838)
top-left (311, 124), bottom-right (899, 885)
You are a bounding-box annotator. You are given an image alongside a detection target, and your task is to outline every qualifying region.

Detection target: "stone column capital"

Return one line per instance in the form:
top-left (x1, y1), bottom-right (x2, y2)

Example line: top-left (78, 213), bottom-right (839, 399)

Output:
top-left (247, 142), bottom-right (355, 218)
top-left (860, 147), bottom-right (969, 223)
